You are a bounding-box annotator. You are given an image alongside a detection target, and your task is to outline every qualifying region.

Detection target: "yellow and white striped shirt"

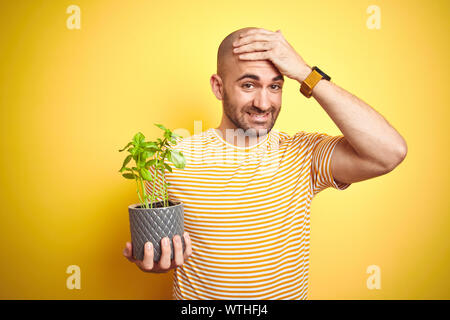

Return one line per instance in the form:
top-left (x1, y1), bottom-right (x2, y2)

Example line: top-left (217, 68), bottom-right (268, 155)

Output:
top-left (145, 127), bottom-right (351, 300)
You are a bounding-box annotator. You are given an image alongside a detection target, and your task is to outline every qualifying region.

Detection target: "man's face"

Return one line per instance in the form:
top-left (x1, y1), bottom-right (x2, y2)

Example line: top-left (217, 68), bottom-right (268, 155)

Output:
top-left (221, 59), bottom-right (284, 137)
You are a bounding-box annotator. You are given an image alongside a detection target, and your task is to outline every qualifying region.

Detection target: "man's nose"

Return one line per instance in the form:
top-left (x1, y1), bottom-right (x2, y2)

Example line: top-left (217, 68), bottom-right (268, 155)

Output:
top-left (253, 89), bottom-right (272, 112)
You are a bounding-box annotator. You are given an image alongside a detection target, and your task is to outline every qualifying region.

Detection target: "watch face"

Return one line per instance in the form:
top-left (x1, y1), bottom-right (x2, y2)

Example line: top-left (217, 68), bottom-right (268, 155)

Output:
top-left (313, 66), bottom-right (331, 81)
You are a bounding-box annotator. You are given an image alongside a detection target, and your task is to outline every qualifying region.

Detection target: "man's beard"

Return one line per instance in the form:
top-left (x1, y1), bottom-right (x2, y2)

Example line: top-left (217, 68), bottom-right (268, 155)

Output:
top-left (222, 89), bottom-right (277, 138)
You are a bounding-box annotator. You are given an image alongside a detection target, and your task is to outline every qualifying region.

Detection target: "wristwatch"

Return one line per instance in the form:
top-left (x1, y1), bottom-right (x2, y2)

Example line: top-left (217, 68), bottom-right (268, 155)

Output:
top-left (300, 66), bottom-right (331, 98)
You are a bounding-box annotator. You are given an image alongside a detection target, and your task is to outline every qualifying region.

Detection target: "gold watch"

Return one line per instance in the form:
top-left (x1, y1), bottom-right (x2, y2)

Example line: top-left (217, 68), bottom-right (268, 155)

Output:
top-left (300, 66), bottom-right (331, 98)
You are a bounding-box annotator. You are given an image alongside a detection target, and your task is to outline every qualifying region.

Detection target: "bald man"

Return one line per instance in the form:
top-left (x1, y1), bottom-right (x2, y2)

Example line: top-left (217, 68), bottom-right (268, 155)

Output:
top-left (123, 27), bottom-right (407, 300)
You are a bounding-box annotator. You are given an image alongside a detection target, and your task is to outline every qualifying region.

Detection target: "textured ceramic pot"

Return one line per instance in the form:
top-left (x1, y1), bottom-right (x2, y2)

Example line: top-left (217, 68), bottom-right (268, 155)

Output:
top-left (128, 200), bottom-right (185, 261)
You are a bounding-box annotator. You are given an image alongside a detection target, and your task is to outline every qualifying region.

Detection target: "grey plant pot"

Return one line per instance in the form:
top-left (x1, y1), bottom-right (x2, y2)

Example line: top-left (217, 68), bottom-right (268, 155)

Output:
top-left (128, 200), bottom-right (185, 262)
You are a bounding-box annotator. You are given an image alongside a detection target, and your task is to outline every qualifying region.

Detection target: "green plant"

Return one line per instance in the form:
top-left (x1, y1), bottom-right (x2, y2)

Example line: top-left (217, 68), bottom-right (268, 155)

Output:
top-left (118, 123), bottom-right (186, 209)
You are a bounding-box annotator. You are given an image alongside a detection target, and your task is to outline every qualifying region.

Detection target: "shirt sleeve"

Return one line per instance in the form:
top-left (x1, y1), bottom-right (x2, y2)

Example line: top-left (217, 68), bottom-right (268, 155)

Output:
top-left (306, 132), bottom-right (352, 197)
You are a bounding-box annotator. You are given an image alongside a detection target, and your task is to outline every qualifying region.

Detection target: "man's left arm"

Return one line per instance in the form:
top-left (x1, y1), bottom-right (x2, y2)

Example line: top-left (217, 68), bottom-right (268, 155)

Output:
top-left (232, 28), bottom-right (407, 184)
top-left (295, 65), bottom-right (408, 185)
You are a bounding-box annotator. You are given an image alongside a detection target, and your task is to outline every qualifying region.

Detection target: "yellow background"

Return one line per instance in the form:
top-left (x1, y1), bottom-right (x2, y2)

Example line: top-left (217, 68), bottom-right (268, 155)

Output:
top-left (0, 0), bottom-right (448, 299)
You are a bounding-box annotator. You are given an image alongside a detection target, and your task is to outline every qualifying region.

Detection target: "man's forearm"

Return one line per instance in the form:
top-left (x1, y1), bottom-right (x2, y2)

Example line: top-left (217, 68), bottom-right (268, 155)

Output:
top-left (295, 67), bottom-right (407, 170)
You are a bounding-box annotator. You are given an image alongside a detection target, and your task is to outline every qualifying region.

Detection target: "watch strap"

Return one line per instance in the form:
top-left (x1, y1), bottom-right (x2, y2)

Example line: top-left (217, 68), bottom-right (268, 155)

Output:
top-left (312, 66), bottom-right (331, 81)
top-left (300, 66), bottom-right (331, 98)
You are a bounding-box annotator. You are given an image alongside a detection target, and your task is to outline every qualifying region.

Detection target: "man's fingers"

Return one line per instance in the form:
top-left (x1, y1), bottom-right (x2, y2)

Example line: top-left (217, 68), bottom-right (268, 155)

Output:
top-left (183, 232), bottom-right (193, 261)
top-left (125, 234), bottom-right (191, 273)
top-left (173, 235), bottom-right (184, 267)
top-left (140, 242), bottom-right (154, 271)
top-left (123, 242), bottom-right (136, 262)
top-left (158, 237), bottom-right (171, 270)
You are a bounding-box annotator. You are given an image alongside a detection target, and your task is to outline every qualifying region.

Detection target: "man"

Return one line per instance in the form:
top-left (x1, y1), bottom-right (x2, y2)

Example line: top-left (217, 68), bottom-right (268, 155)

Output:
top-left (123, 27), bottom-right (407, 299)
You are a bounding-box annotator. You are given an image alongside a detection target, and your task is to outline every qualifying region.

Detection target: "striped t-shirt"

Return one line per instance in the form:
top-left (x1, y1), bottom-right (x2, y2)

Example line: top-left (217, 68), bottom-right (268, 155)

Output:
top-left (145, 127), bottom-right (351, 300)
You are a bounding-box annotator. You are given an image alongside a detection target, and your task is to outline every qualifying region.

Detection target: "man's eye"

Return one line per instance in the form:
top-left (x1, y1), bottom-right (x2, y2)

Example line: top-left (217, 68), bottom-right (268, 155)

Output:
top-left (242, 83), bottom-right (282, 90)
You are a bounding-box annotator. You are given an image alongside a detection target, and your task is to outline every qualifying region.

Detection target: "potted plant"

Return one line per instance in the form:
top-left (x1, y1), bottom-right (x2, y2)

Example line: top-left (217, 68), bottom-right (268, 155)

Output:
top-left (118, 123), bottom-right (186, 261)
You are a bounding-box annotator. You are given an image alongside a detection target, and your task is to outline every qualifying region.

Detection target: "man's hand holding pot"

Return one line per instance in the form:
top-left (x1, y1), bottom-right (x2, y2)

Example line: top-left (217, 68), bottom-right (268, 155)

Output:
top-left (123, 232), bottom-right (192, 273)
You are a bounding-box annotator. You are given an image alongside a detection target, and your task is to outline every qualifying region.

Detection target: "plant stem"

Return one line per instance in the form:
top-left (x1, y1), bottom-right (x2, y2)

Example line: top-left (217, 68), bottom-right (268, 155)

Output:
top-left (137, 152), bottom-right (149, 209)
top-left (135, 175), bottom-right (147, 209)
top-left (160, 139), bottom-right (169, 207)
top-left (152, 151), bottom-right (158, 209)
top-left (163, 172), bottom-right (167, 207)
top-left (135, 176), bottom-right (144, 206)
top-left (137, 153), bottom-right (145, 209)
top-left (139, 177), bottom-right (148, 208)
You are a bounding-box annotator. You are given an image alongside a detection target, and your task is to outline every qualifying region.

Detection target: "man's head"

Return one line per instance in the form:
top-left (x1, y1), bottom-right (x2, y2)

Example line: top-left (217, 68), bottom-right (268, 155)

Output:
top-left (211, 27), bottom-right (284, 137)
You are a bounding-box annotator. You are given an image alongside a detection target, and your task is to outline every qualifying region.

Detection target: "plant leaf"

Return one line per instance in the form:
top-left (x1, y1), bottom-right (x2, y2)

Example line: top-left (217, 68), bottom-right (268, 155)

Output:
top-left (119, 142), bottom-right (133, 152)
top-left (140, 168), bottom-right (153, 181)
top-left (145, 159), bottom-right (157, 168)
top-left (154, 123), bottom-right (167, 131)
top-left (168, 149), bottom-right (186, 169)
top-left (122, 173), bottom-right (136, 179)
top-left (144, 147), bottom-right (159, 153)
top-left (142, 141), bottom-right (158, 150)
top-left (138, 159), bottom-right (146, 168)
top-left (141, 150), bottom-right (155, 160)
top-left (119, 166), bottom-right (133, 173)
top-left (142, 141), bottom-right (157, 147)
top-left (164, 163), bottom-right (173, 173)
top-left (133, 132), bottom-right (145, 146)
top-left (164, 130), bottom-right (172, 140)
top-left (122, 154), bottom-right (132, 168)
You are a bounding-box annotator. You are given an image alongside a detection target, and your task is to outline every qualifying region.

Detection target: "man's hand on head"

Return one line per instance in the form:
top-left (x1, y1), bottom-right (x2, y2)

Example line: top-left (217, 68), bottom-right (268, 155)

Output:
top-left (232, 28), bottom-right (312, 82)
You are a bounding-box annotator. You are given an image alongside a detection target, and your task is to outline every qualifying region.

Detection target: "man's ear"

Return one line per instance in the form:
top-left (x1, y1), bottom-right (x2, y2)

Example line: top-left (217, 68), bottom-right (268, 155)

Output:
top-left (210, 74), bottom-right (224, 101)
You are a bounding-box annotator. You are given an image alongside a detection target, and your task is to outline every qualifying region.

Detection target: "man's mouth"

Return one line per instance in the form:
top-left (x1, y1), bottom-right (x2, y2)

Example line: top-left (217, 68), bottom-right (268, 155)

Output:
top-left (246, 112), bottom-right (270, 122)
